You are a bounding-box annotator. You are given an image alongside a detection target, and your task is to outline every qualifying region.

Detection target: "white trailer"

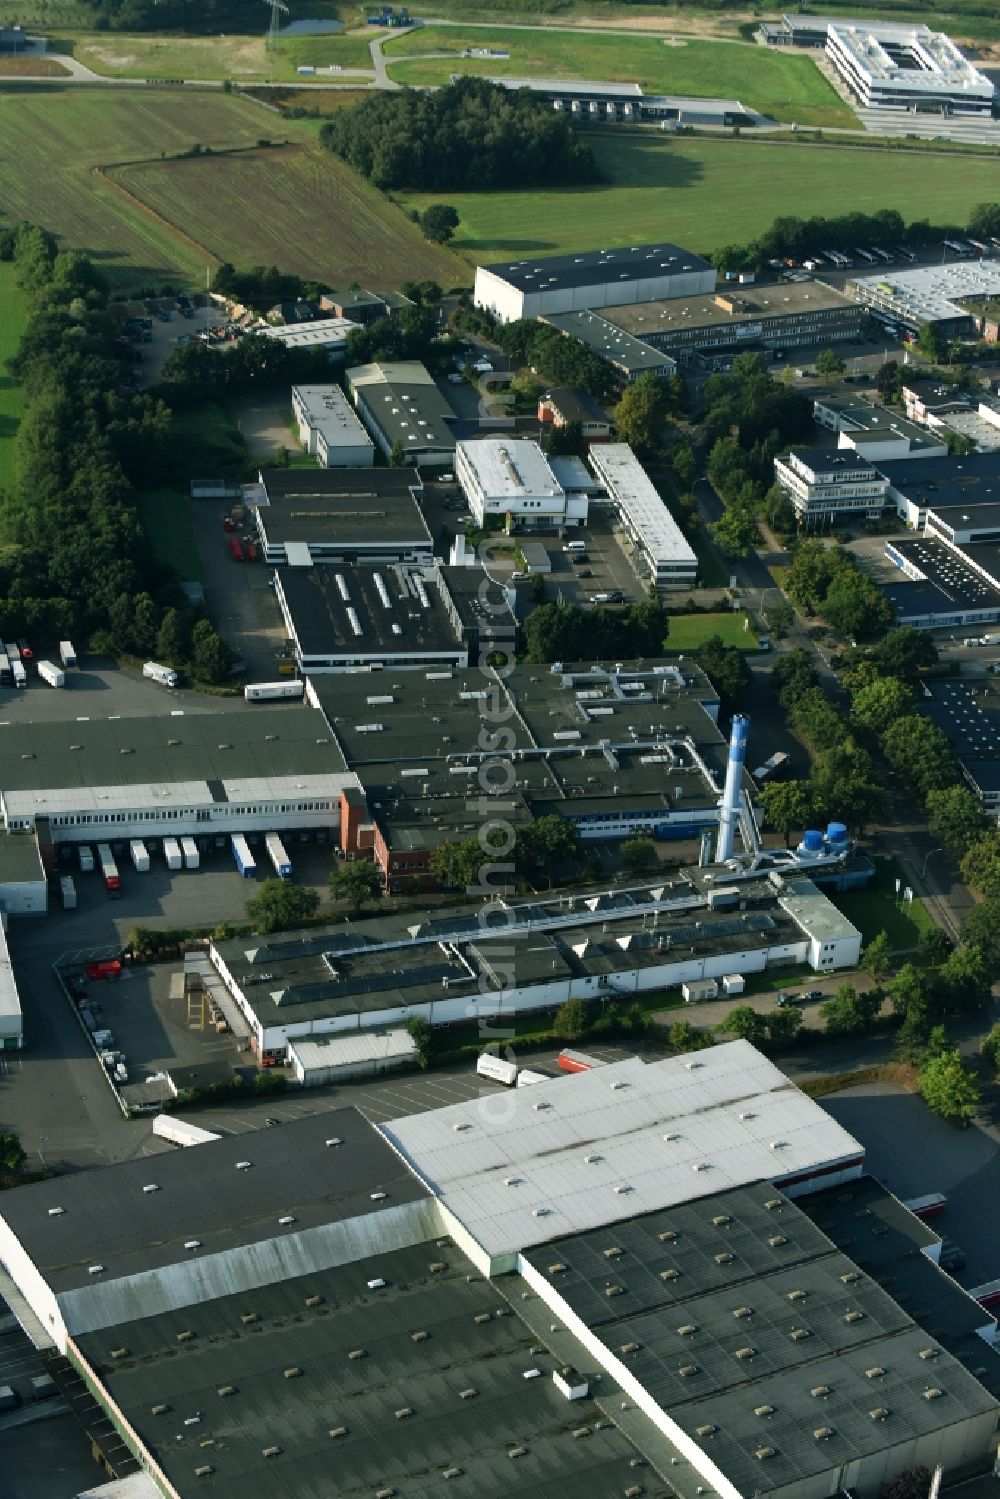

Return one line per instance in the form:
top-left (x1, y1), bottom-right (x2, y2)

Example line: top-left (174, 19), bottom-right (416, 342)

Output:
top-left (163, 837), bottom-right (183, 871)
top-left (244, 680), bottom-right (304, 702)
top-left (152, 1114), bottom-right (222, 1147)
top-left (516, 1068), bottom-right (553, 1087)
top-left (181, 836), bottom-right (200, 870)
top-left (77, 844), bottom-right (94, 873)
top-left (37, 660), bottom-right (65, 688)
top-left (129, 839), bottom-right (150, 873)
top-left (476, 1051), bottom-right (518, 1086)
top-left (143, 661), bottom-right (178, 688)
top-left (11, 661), bottom-right (26, 689)
top-left (59, 640), bottom-right (77, 668)
top-left (265, 833), bottom-right (292, 881)
top-left (60, 875), bottom-right (77, 910)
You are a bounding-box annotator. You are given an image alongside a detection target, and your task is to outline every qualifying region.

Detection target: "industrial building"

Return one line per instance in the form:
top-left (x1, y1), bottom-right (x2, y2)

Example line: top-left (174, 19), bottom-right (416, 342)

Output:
top-left (604, 281), bottom-right (865, 366)
top-left (919, 678), bottom-right (1000, 810)
top-left (811, 396), bottom-right (948, 463)
top-left (537, 385), bottom-right (612, 442)
top-left (318, 286), bottom-right (412, 323)
top-left (274, 563), bottom-right (472, 674)
top-left (882, 451), bottom-right (1000, 529)
top-left (773, 449), bottom-right (891, 522)
top-left (345, 359), bottom-right (459, 467)
top-left (883, 534), bottom-right (1000, 629)
top-left (249, 467), bottom-right (432, 566)
top-left (455, 437), bottom-right (585, 529)
top-left (13, 1045), bottom-right (997, 1499)
top-left (290, 383), bottom-right (374, 468)
top-left (286, 1028), bottom-right (417, 1085)
top-left (487, 74), bottom-right (764, 128)
top-left (258, 316), bottom-right (359, 357)
top-left (541, 309), bottom-right (678, 382)
top-left (848, 260), bottom-right (1000, 336)
top-left (474, 243), bottom-right (716, 324)
top-left (825, 21), bottom-right (994, 114)
top-left (588, 443), bottom-right (698, 588)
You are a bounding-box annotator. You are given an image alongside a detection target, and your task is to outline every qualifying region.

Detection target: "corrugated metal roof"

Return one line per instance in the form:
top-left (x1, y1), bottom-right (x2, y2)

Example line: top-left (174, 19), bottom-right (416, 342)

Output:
top-left (288, 1030), bottom-right (417, 1070)
top-left (381, 1044), bottom-right (863, 1258)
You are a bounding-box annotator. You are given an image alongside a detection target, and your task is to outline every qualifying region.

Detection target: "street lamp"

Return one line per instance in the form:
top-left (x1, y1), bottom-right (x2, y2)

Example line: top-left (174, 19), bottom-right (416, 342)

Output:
top-left (921, 847), bottom-right (943, 880)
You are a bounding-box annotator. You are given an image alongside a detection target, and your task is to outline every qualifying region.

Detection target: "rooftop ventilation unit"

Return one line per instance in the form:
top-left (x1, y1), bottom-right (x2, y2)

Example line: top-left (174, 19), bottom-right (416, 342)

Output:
top-left (185, 1240), bottom-right (202, 1251)
top-left (754, 1405), bottom-right (774, 1418)
top-left (48, 1207), bottom-right (64, 1217)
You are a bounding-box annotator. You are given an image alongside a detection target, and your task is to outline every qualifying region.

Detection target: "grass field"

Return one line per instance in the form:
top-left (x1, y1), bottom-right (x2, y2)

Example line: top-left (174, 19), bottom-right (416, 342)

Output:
top-left (0, 265), bottom-right (28, 496)
top-left (663, 612), bottom-right (758, 652)
top-left (384, 26), bottom-right (852, 126)
top-left (64, 29), bottom-right (376, 81)
top-left (0, 54), bottom-right (69, 74)
top-left (830, 857), bottom-right (935, 951)
top-left (398, 131), bottom-right (999, 264)
top-left (110, 143), bottom-right (467, 287)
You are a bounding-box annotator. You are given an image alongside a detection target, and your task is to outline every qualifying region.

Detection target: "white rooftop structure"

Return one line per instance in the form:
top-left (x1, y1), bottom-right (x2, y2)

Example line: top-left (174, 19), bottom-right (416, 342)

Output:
top-left (291, 383), bottom-right (374, 468)
top-left (288, 1030), bottom-right (417, 1077)
top-left (849, 259), bottom-right (1000, 328)
top-left (380, 1042), bottom-right (864, 1270)
top-left (456, 437), bottom-right (586, 528)
top-left (260, 318), bottom-right (359, 354)
top-left (588, 442), bottom-right (697, 588)
top-left (826, 22), bottom-right (993, 113)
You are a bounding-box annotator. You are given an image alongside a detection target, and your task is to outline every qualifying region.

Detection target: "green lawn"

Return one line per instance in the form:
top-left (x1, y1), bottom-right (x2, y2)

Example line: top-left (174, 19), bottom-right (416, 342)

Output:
top-left (664, 611), bottom-right (758, 652)
top-left (399, 132), bottom-right (999, 266)
top-left (384, 27), bottom-right (852, 126)
top-left (0, 265), bottom-right (27, 496)
top-left (61, 29), bottom-right (375, 82)
top-left (136, 488), bottom-right (202, 581)
top-left (829, 857), bottom-right (935, 952)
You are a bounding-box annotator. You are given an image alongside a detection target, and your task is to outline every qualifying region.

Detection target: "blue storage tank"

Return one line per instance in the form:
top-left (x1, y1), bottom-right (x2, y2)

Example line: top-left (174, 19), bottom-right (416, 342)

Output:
top-left (801, 829), bottom-right (824, 852)
top-left (826, 821), bottom-right (848, 848)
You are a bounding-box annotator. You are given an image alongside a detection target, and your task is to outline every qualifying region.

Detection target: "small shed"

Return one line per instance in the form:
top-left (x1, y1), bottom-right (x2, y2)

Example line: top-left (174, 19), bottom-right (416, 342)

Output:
top-left (516, 540), bottom-right (551, 575)
top-left (722, 973), bottom-right (745, 996)
top-left (288, 1029), bottom-right (417, 1086)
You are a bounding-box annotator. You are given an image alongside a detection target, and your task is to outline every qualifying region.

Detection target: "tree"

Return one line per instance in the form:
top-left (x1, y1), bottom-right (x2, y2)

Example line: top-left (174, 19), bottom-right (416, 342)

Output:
top-left (716, 1005), bottom-right (766, 1045)
top-left (936, 942), bottom-right (991, 1013)
top-left (871, 626), bottom-right (937, 682)
top-left (822, 569), bottom-right (892, 640)
top-left (667, 1019), bottom-right (714, 1054)
top-left (420, 203), bottom-right (460, 244)
top-left (191, 619), bottom-right (231, 684)
top-left (329, 860), bottom-right (382, 912)
top-left (885, 961), bottom-right (928, 1018)
top-left (960, 899), bottom-right (1000, 968)
top-left (554, 997), bottom-right (591, 1041)
top-left (155, 607), bottom-right (189, 668)
top-left (862, 930), bottom-right (893, 982)
top-left (960, 832), bottom-right (1000, 900)
top-left (621, 837), bottom-right (657, 874)
top-left (875, 359), bottom-right (900, 399)
top-left (388, 439), bottom-right (407, 468)
top-left (520, 814), bottom-right (583, 883)
top-left (919, 1047), bottom-right (980, 1122)
top-left (762, 597), bottom-right (794, 637)
top-left (771, 647), bottom-right (819, 708)
top-left (917, 322), bottom-right (949, 362)
top-left (407, 1017), bottom-right (433, 1069)
top-left (850, 677), bottom-right (915, 737)
top-left (926, 785), bottom-right (986, 861)
top-left (981, 1021), bottom-right (1000, 1077)
top-left (882, 716), bottom-right (958, 797)
top-left (759, 780), bottom-right (817, 845)
top-left (613, 372), bottom-right (671, 455)
top-left (917, 927), bottom-right (953, 966)
top-left (429, 838), bottom-right (489, 891)
top-left (711, 504), bottom-right (758, 557)
top-left (879, 1468), bottom-right (933, 1499)
top-left (815, 348), bottom-right (846, 379)
top-left (245, 878), bottom-right (320, 935)
top-left (764, 1007), bottom-right (803, 1046)
top-left (820, 984), bottom-right (882, 1037)
top-left (894, 994), bottom-right (933, 1062)
top-left (696, 635), bottom-right (752, 707)
top-left (0, 1130), bottom-right (26, 1177)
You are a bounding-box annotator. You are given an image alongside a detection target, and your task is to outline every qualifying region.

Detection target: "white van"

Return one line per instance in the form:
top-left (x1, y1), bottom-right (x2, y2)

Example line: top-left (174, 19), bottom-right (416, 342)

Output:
top-left (563, 541), bottom-right (587, 552)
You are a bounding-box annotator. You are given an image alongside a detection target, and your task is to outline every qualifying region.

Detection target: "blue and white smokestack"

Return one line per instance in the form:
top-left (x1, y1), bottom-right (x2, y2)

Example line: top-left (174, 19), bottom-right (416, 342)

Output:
top-left (715, 714), bottom-right (750, 864)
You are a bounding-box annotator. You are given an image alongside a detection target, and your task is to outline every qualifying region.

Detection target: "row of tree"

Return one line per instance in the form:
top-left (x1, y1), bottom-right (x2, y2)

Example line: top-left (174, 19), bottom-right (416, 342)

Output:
top-left (320, 78), bottom-right (600, 193)
top-left (490, 316), bottom-right (616, 401)
top-left (783, 537), bottom-right (893, 640)
top-left (521, 597), bottom-right (669, 665)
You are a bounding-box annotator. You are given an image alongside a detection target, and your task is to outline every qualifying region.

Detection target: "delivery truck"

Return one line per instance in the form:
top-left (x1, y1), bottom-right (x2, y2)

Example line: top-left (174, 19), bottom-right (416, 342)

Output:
top-left (130, 839), bottom-right (150, 873)
top-left (476, 1050), bottom-right (518, 1086)
top-left (163, 838), bottom-right (183, 871)
top-left (232, 833), bottom-right (256, 878)
top-left (152, 1113), bottom-right (222, 1147)
top-left (244, 681), bottom-right (304, 702)
top-left (59, 640), bottom-right (77, 668)
top-left (96, 843), bottom-right (120, 897)
top-left (143, 661), bottom-right (178, 688)
top-left (557, 1049), bottom-right (605, 1074)
top-left (265, 833), bottom-right (292, 881)
top-left (181, 836), bottom-right (200, 870)
top-left (37, 660), bottom-right (65, 688)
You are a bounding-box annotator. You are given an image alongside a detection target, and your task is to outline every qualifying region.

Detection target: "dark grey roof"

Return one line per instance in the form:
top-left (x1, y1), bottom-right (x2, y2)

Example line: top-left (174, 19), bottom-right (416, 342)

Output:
top-left (882, 578), bottom-right (959, 623)
top-left (542, 386), bottom-right (610, 425)
top-left (0, 830), bottom-right (45, 882)
top-left (928, 500), bottom-right (1000, 536)
top-left (256, 469), bottom-right (431, 548)
top-left (920, 679), bottom-right (1000, 794)
top-left (0, 1111), bottom-right (427, 1293)
top-left (483, 243), bottom-right (712, 293)
top-left (886, 536), bottom-right (1000, 613)
top-left (73, 1240), bottom-right (652, 1499)
top-left (278, 566), bottom-right (463, 659)
top-left (879, 450), bottom-right (1000, 506)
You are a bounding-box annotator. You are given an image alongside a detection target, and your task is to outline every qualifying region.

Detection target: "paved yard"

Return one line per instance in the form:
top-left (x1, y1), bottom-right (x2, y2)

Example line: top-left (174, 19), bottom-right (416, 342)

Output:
top-left (0, 656), bottom-right (248, 724)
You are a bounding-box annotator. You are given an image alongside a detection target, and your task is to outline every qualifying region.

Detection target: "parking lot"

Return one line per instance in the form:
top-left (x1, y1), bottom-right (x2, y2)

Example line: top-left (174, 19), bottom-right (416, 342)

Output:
top-left (0, 655), bottom-right (253, 725)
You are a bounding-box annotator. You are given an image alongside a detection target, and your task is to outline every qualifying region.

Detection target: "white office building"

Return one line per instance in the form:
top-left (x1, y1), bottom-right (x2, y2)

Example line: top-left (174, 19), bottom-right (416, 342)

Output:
top-left (588, 442), bottom-right (697, 588)
top-left (456, 438), bottom-right (586, 529)
top-left (474, 243), bottom-right (716, 324)
top-left (291, 385), bottom-right (375, 468)
top-left (826, 22), bottom-right (994, 114)
top-left (773, 448), bottom-right (890, 521)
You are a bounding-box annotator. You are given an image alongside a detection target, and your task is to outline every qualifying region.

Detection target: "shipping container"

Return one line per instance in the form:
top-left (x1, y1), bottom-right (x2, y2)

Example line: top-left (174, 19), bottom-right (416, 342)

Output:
top-left (682, 979), bottom-right (719, 1003)
top-left (152, 1113), bottom-right (222, 1147)
top-left (244, 680), bottom-right (304, 702)
top-left (129, 839), bottom-right (150, 873)
top-left (96, 844), bottom-right (120, 896)
top-left (162, 838), bottom-right (183, 871)
top-left (77, 844), bottom-right (94, 873)
top-left (143, 661), bottom-right (178, 688)
top-left (516, 1068), bottom-right (554, 1087)
top-left (59, 640), bottom-right (77, 668)
top-left (37, 659), bottom-right (65, 688)
top-left (85, 959), bottom-right (123, 982)
top-left (11, 661), bottom-right (26, 689)
top-left (181, 836), bottom-right (200, 870)
top-left (232, 833), bottom-right (256, 878)
top-left (59, 874), bottom-right (77, 910)
top-left (557, 1049), bottom-right (605, 1074)
top-left (265, 833), bottom-right (292, 881)
top-left (476, 1051), bottom-right (518, 1086)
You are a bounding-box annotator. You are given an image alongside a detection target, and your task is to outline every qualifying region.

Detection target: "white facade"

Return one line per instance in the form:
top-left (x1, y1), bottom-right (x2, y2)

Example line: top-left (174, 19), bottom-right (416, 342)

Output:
top-left (291, 385), bottom-right (374, 469)
top-left (288, 1030), bottom-right (417, 1085)
top-left (0, 920), bottom-right (21, 1050)
top-left (773, 449), bottom-right (890, 520)
top-left (456, 438), bottom-right (585, 528)
top-left (474, 245), bottom-right (716, 324)
top-left (588, 443), bottom-right (697, 587)
top-left (826, 22), bottom-right (994, 113)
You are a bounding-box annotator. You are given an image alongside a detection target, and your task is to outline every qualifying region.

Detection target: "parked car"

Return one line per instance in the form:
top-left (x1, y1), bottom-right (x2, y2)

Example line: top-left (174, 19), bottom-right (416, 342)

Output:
top-left (804, 989), bottom-right (824, 1001)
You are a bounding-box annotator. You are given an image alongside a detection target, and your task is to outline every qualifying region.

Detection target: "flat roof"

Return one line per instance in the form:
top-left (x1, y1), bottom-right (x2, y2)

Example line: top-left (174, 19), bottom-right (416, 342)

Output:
top-left (480, 242), bottom-right (712, 294)
top-left (255, 467), bottom-right (431, 549)
top-left (382, 1043), bottom-right (864, 1257)
top-left (291, 384), bottom-right (373, 451)
top-left (541, 386), bottom-right (610, 425)
top-left (0, 1110), bottom-right (428, 1297)
top-left (828, 21), bottom-right (993, 95)
top-left (886, 536), bottom-right (1000, 613)
top-left (883, 450), bottom-right (1000, 511)
top-left (785, 447), bottom-right (881, 478)
top-left (74, 1239), bottom-right (653, 1499)
top-left (347, 360), bottom-right (458, 453)
top-left (588, 444), bottom-right (698, 569)
top-left (287, 1028), bottom-right (417, 1069)
top-left (259, 317), bottom-right (358, 349)
top-left (920, 678), bottom-right (1000, 793)
top-left (278, 565), bottom-right (463, 659)
top-left (850, 261), bottom-right (1000, 325)
top-left (543, 310), bottom-right (676, 374)
top-left (0, 829), bottom-right (45, 882)
top-left (819, 401), bottom-right (942, 449)
top-left (606, 278), bottom-right (853, 337)
top-left (457, 438), bottom-right (564, 499)
top-left (928, 499), bottom-right (1000, 532)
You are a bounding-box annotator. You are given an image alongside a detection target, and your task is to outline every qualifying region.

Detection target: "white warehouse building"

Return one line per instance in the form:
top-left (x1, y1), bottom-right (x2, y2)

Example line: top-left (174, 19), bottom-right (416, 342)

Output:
top-left (826, 22), bottom-right (994, 114)
top-left (588, 442), bottom-right (698, 588)
top-left (474, 243), bottom-right (717, 324)
top-left (291, 384), bottom-right (375, 468)
top-left (456, 437), bottom-right (586, 529)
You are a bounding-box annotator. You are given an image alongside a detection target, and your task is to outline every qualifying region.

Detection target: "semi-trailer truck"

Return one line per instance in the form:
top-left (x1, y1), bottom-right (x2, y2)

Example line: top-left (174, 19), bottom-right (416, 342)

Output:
top-left (265, 833), bottom-right (292, 881)
top-left (557, 1049), bottom-right (605, 1074)
top-left (232, 833), bottom-right (256, 878)
top-left (37, 660), bottom-right (65, 688)
top-left (476, 1051), bottom-right (518, 1086)
top-left (11, 661), bottom-right (25, 689)
top-left (96, 843), bottom-right (121, 897)
top-left (163, 838), bottom-right (183, 871)
top-left (130, 839), bottom-right (150, 873)
top-left (181, 836), bottom-right (200, 870)
top-left (143, 661), bottom-right (178, 688)
top-left (244, 681), bottom-right (304, 702)
top-left (59, 640), bottom-right (77, 668)
top-left (152, 1113), bottom-right (222, 1147)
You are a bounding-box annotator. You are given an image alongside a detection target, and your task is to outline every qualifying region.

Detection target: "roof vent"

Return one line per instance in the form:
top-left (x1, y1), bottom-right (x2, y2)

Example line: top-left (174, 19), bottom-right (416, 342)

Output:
top-left (347, 1349), bottom-right (367, 1360)
top-left (692, 1163), bottom-right (712, 1173)
top-left (395, 1407), bottom-right (413, 1420)
top-left (177, 1330), bottom-right (194, 1343)
top-left (504, 1177), bottom-right (524, 1187)
top-left (442, 1468), bottom-right (463, 1480)
top-left (811, 1386), bottom-right (831, 1399)
top-left (241, 1313), bottom-right (257, 1325)
top-left (184, 1240), bottom-right (201, 1251)
top-left (584, 1153), bottom-right (602, 1164)
top-left (677, 1323), bottom-right (698, 1337)
top-left (663, 1132), bottom-right (681, 1143)
top-left (142, 1184), bottom-right (159, 1194)
top-left (845, 1311), bottom-right (865, 1324)
top-left (283, 1367), bottom-right (301, 1380)
top-left (605, 1284), bottom-right (624, 1298)
top-left (660, 1268), bottom-right (680, 1281)
top-left (755, 1447), bottom-right (776, 1460)
top-left (194, 1466), bottom-right (214, 1479)
top-left (764, 1198), bottom-right (783, 1211)
top-left (787, 1289), bottom-right (807, 1301)
top-left (866, 1366), bottom-right (885, 1379)
top-left (508, 1447), bottom-right (527, 1459)
top-left (734, 1346), bottom-right (757, 1361)
top-left (715, 1252), bottom-right (734, 1265)
top-left (459, 1388), bottom-right (478, 1401)
top-left (684, 1060), bottom-right (703, 1070)
top-left (370, 1191), bottom-right (387, 1202)
top-left (769, 1235), bottom-right (788, 1247)
top-left (88, 1264), bottom-right (104, 1276)
top-left (613, 1184), bottom-right (634, 1195)
top-left (696, 1424), bottom-right (717, 1438)
top-left (548, 1262), bottom-right (567, 1275)
top-left (769, 1140), bottom-right (789, 1151)
top-left (325, 1137), bottom-right (343, 1148)
top-left (840, 1271), bottom-right (860, 1284)
top-left (712, 1215), bottom-right (732, 1227)
top-left (428, 1261), bottom-right (446, 1273)
top-left (452, 1122), bottom-right (472, 1132)
top-left (658, 1229), bottom-right (678, 1242)
top-left (919, 1347), bottom-right (940, 1361)
top-left (110, 1347), bottom-right (129, 1360)
top-left (923, 1388), bottom-right (944, 1401)
top-left (678, 1363), bottom-right (700, 1377)
top-left (330, 1426), bottom-right (349, 1439)
top-left (376, 1490), bottom-right (395, 1499)
top-left (814, 1426), bottom-right (835, 1441)
top-left (411, 1330), bottom-right (428, 1343)
top-left (869, 1407), bottom-right (890, 1422)
top-left (532, 1207), bottom-right (552, 1218)
top-left (236, 1160), bottom-right (252, 1172)
top-left (790, 1327), bottom-right (811, 1341)
top-left (620, 1341), bottom-right (641, 1355)
top-left (604, 1247), bottom-right (623, 1260)
top-left (474, 1312), bottom-right (491, 1325)
top-left (305, 1295), bottom-right (323, 1308)
top-left (754, 1405), bottom-right (775, 1418)
top-left (367, 1278), bottom-right (386, 1291)
top-left (151, 1403), bottom-right (170, 1415)
top-left (532, 1101), bottom-right (551, 1111)
top-left (733, 1306), bottom-right (752, 1320)
top-left (262, 1446), bottom-right (281, 1459)
top-left (278, 1215), bottom-right (295, 1227)
top-left (217, 1385), bottom-right (236, 1397)
top-left (48, 1207), bottom-right (64, 1217)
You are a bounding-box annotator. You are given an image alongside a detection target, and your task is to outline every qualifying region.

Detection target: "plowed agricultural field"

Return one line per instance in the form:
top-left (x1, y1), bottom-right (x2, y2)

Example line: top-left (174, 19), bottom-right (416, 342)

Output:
top-left (109, 143), bottom-right (466, 287)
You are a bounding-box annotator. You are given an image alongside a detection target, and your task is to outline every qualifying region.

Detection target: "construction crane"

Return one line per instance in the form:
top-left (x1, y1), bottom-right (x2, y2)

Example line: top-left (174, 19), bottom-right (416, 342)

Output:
top-left (264, 0), bottom-right (289, 49)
